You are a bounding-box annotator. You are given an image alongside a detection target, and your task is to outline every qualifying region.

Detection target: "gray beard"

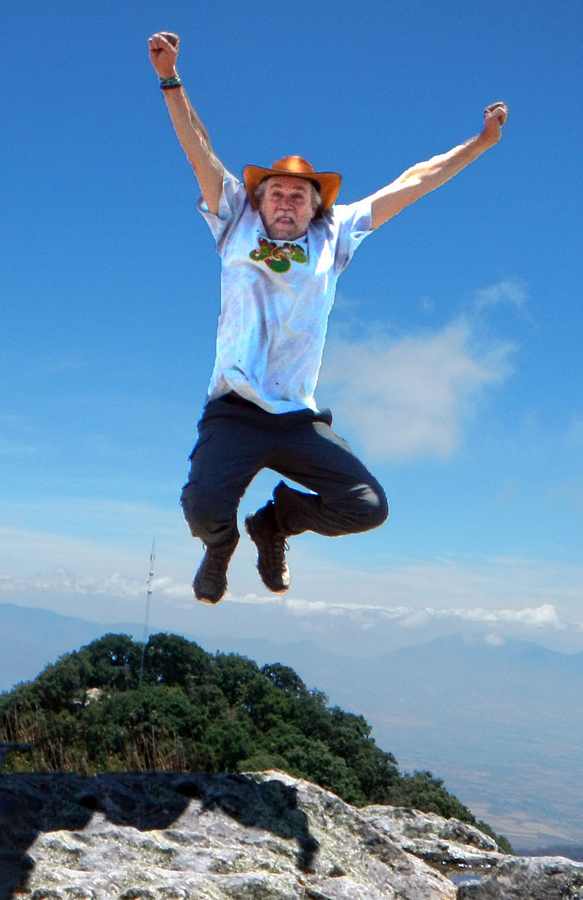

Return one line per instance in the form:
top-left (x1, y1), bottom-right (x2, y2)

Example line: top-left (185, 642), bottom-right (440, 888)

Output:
top-left (259, 213), bottom-right (310, 242)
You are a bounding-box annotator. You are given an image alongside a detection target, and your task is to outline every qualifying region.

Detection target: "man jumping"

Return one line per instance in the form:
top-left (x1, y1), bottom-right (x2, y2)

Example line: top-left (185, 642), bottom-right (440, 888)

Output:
top-left (148, 31), bottom-right (508, 605)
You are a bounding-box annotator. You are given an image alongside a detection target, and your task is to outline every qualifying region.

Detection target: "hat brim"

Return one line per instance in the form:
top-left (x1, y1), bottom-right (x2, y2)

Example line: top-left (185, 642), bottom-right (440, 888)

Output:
top-left (243, 164), bottom-right (342, 211)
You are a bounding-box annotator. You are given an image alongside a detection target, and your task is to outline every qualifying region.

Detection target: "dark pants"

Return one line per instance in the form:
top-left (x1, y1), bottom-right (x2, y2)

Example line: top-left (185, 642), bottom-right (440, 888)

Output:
top-left (180, 392), bottom-right (389, 548)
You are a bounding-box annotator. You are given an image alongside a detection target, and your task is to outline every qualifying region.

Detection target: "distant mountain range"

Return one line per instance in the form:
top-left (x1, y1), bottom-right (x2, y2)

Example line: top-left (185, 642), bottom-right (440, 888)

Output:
top-left (0, 603), bottom-right (145, 691)
top-left (2, 601), bottom-right (582, 853)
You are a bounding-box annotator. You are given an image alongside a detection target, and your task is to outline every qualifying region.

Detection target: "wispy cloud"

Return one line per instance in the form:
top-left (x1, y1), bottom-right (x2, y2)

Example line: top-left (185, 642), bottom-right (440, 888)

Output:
top-left (566, 415), bottom-right (583, 448)
top-left (43, 352), bottom-right (88, 375)
top-left (3, 510), bottom-right (582, 649)
top-left (401, 602), bottom-right (562, 628)
top-left (0, 437), bottom-right (37, 457)
top-left (473, 278), bottom-right (528, 313)
top-left (1, 565), bottom-right (568, 640)
top-left (0, 570), bottom-right (146, 600)
top-left (234, 595), bottom-right (563, 629)
top-left (2, 556), bottom-right (578, 633)
top-left (320, 318), bottom-right (514, 461)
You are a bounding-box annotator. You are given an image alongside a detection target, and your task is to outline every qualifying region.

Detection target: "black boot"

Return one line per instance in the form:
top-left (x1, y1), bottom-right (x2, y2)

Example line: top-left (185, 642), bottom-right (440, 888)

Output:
top-left (245, 501), bottom-right (290, 594)
top-left (193, 536), bottom-right (238, 604)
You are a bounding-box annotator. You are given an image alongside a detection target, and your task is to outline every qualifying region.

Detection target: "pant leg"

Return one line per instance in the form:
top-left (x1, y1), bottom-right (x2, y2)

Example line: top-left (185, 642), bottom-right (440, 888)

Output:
top-left (180, 411), bottom-right (269, 547)
top-left (267, 420), bottom-right (389, 537)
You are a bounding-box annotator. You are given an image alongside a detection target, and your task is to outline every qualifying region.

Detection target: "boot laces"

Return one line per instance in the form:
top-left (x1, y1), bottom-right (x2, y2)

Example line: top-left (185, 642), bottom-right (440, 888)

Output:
top-left (266, 531), bottom-right (289, 566)
top-left (203, 543), bottom-right (234, 577)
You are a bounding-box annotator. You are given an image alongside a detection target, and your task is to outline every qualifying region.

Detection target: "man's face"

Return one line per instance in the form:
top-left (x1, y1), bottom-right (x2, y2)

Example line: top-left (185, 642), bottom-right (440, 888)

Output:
top-left (258, 176), bottom-right (316, 241)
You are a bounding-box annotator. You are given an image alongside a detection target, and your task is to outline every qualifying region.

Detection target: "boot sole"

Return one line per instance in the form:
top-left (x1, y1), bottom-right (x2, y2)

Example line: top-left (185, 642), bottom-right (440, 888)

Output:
top-left (194, 592), bottom-right (224, 605)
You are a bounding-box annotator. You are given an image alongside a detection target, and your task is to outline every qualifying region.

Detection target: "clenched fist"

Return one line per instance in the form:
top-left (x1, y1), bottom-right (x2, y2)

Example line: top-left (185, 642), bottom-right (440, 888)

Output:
top-left (481, 101), bottom-right (509, 145)
top-left (148, 32), bottom-right (180, 79)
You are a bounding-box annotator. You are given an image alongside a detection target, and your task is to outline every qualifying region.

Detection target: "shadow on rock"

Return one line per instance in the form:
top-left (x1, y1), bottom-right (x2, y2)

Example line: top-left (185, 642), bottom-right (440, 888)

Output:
top-left (0, 771), bottom-right (319, 898)
top-left (181, 772), bottom-right (320, 870)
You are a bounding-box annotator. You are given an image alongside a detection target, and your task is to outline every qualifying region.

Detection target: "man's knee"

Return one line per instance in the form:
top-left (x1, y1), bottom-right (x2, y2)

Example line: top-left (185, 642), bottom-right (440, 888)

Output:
top-left (180, 481), bottom-right (208, 536)
top-left (366, 484), bottom-right (389, 530)
top-left (325, 481), bottom-right (389, 534)
top-left (354, 482), bottom-right (389, 531)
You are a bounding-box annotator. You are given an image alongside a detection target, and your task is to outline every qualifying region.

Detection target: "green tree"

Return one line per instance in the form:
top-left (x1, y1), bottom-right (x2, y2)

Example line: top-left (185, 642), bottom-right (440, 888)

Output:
top-left (143, 633), bottom-right (211, 687)
top-left (261, 663), bottom-right (307, 696)
top-left (78, 633), bottom-right (140, 691)
top-left (213, 653), bottom-right (260, 705)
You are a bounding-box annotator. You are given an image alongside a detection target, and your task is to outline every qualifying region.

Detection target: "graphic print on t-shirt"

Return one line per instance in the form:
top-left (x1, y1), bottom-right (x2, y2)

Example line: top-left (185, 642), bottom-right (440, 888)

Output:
top-left (249, 236), bottom-right (308, 273)
top-left (197, 171), bottom-right (373, 412)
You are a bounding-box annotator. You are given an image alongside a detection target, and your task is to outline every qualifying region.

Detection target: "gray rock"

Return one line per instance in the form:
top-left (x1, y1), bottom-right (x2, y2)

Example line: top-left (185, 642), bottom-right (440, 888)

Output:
top-left (0, 770), bottom-right (456, 899)
top-left (361, 804), bottom-right (583, 897)
top-left (457, 854), bottom-right (583, 899)
top-left (363, 805), bottom-right (499, 850)
top-left (362, 805), bottom-right (504, 873)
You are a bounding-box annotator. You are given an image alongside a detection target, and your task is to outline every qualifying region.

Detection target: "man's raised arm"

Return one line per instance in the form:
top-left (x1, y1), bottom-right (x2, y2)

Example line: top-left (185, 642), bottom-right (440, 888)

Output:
top-left (148, 32), bottom-right (223, 215)
top-left (368, 102), bottom-right (509, 229)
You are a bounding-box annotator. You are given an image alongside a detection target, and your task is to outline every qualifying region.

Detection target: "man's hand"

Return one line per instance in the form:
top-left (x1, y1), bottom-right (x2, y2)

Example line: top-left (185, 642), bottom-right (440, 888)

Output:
top-left (148, 32), bottom-right (180, 79)
top-left (149, 31), bottom-right (224, 214)
top-left (480, 101), bottom-right (509, 146)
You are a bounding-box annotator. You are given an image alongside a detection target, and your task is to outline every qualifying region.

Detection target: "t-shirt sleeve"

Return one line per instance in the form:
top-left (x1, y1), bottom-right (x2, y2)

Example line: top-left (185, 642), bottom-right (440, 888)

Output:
top-left (332, 197), bottom-right (374, 273)
top-left (197, 170), bottom-right (248, 255)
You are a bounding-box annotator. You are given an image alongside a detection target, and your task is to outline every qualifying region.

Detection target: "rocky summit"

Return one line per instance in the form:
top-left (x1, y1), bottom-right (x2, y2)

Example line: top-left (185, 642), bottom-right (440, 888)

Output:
top-left (456, 856), bottom-right (583, 899)
top-left (1, 769), bottom-right (582, 899)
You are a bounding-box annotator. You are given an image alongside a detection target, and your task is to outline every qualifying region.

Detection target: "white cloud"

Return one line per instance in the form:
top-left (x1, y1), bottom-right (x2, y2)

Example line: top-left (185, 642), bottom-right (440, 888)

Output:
top-left (320, 319), bottom-right (514, 460)
top-left (485, 633), bottom-right (505, 647)
top-left (566, 415), bottom-right (583, 448)
top-left (427, 602), bottom-right (563, 628)
top-left (3, 517), bottom-right (583, 652)
top-left (0, 569), bottom-right (145, 599)
top-left (1, 563), bottom-right (566, 634)
top-left (262, 597), bottom-right (564, 630)
top-left (0, 568), bottom-right (201, 606)
top-left (0, 437), bottom-right (37, 457)
top-left (151, 576), bottom-right (194, 600)
top-left (474, 278), bottom-right (528, 312)
top-left (418, 295), bottom-right (435, 314)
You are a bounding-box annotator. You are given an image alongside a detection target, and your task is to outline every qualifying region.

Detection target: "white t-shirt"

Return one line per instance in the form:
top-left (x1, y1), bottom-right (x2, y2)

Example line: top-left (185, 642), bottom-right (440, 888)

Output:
top-left (198, 171), bottom-right (373, 414)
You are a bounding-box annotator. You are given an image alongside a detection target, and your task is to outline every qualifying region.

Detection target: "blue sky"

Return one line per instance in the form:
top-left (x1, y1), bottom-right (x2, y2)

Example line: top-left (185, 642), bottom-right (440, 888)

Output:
top-left (2, 1), bottom-right (583, 653)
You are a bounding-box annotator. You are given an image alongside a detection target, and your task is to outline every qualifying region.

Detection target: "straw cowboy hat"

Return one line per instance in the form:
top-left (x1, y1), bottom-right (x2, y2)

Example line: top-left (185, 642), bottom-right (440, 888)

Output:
top-left (243, 155), bottom-right (342, 211)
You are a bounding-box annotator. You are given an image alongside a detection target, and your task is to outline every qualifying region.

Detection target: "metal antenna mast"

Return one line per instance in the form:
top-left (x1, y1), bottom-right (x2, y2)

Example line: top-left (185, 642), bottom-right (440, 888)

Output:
top-left (139, 538), bottom-right (156, 685)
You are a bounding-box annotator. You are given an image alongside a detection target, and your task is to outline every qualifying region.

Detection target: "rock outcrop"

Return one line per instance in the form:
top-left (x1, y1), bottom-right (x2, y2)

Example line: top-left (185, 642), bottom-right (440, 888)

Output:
top-left (361, 806), bottom-right (583, 899)
top-left (2, 768), bottom-right (583, 899)
top-left (362, 805), bottom-right (504, 874)
top-left (1, 769), bottom-right (456, 899)
top-left (456, 855), bottom-right (583, 899)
